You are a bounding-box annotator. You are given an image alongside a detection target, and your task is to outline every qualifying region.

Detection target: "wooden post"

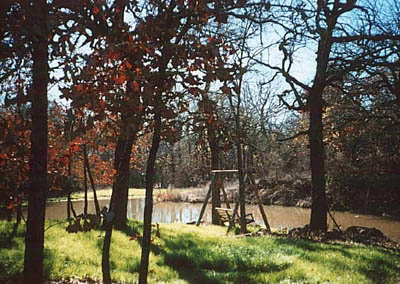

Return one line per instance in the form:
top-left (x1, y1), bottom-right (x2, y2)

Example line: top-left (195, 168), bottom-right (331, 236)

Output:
top-left (211, 170), bottom-right (239, 173)
top-left (254, 186), bottom-right (271, 232)
top-left (196, 186), bottom-right (212, 226)
top-left (328, 210), bottom-right (341, 231)
top-left (220, 181), bottom-right (230, 209)
top-left (249, 173), bottom-right (271, 232)
top-left (227, 201), bottom-right (240, 233)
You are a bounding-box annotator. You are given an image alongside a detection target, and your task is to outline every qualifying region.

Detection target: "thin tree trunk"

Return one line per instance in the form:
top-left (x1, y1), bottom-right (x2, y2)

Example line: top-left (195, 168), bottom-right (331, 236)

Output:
top-left (229, 25), bottom-right (247, 234)
top-left (101, 216), bottom-right (113, 284)
top-left (308, 87), bottom-right (328, 232)
top-left (170, 143), bottom-right (176, 187)
top-left (83, 144), bottom-right (100, 214)
top-left (67, 148), bottom-right (72, 223)
top-left (235, 72), bottom-right (246, 234)
top-left (209, 138), bottom-right (221, 225)
top-left (102, 127), bottom-right (136, 282)
top-left (201, 84), bottom-right (221, 225)
top-left (24, 1), bottom-right (48, 283)
top-left (237, 143), bottom-right (247, 233)
top-left (68, 137), bottom-right (77, 220)
top-left (101, 2), bottom-right (130, 281)
top-left (101, 152), bottom-right (123, 284)
top-left (83, 146), bottom-right (88, 216)
top-left (107, 0), bottom-right (133, 231)
top-left (138, 110), bottom-right (162, 284)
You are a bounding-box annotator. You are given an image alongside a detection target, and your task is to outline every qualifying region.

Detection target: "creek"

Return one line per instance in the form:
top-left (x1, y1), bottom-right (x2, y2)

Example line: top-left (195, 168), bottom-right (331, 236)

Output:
top-left (44, 198), bottom-right (400, 242)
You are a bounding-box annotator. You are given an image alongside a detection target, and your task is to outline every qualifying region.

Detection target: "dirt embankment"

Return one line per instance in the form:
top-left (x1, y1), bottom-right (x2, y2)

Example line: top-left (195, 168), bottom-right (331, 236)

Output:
top-left (155, 178), bottom-right (312, 208)
top-left (156, 177), bottom-right (400, 218)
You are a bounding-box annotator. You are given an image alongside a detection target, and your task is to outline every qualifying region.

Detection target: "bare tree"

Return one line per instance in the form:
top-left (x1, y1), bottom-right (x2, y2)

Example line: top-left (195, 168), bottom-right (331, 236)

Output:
top-left (253, 0), bottom-right (400, 232)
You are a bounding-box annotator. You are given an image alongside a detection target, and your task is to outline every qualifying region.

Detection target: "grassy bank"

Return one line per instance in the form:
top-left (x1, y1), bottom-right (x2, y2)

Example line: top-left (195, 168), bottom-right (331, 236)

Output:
top-left (47, 187), bottom-right (199, 203)
top-left (1, 220), bottom-right (399, 284)
top-left (47, 187), bottom-right (146, 202)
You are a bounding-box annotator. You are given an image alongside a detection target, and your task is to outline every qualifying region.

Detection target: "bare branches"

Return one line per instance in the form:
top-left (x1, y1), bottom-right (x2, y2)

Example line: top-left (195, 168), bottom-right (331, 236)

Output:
top-left (277, 129), bottom-right (309, 142)
top-left (332, 34), bottom-right (400, 43)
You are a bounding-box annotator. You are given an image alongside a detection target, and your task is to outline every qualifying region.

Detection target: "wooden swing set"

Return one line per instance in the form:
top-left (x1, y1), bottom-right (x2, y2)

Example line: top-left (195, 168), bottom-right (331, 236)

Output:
top-left (196, 169), bottom-right (271, 233)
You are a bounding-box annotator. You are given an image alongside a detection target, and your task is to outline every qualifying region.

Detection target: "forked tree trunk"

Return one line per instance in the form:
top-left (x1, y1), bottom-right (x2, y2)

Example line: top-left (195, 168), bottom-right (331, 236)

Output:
top-left (24, 1), bottom-right (48, 283)
top-left (138, 110), bottom-right (162, 284)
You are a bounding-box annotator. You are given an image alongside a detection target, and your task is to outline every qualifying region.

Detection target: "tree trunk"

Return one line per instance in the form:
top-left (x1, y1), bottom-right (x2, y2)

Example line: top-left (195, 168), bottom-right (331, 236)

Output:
top-left (308, 87), bottom-right (328, 232)
top-left (112, 134), bottom-right (134, 230)
top-left (83, 144), bottom-right (100, 214)
top-left (101, 217), bottom-right (113, 284)
top-left (138, 111), bottom-right (162, 284)
top-left (236, 143), bottom-right (247, 233)
top-left (107, 0), bottom-right (132, 230)
top-left (101, 129), bottom-right (134, 282)
top-left (234, 78), bottom-right (246, 234)
top-left (67, 149), bottom-right (72, 223)
top-left (24, 1), bottom-right (48, 283)
top-left (83, 146), bottom-right (88, 216)
top-left (170, 143), bottom-right (176, 187)
top-left (209, 135), bottom-right (221, 225)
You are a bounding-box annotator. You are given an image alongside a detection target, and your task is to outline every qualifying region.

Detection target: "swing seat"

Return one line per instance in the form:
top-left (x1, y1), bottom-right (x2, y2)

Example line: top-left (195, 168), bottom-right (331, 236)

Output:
top-left (215, 207), bottom-right (255, 226)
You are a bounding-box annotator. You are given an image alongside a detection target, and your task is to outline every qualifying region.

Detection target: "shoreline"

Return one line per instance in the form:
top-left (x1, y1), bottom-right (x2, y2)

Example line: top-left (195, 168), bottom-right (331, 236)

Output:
top-left (46, 193), bottom-right (400, 222)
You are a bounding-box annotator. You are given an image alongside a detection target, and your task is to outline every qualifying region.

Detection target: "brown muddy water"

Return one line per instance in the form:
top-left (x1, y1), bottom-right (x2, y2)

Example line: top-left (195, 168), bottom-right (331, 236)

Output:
top-left (44, 198), bottom-right (400, 242)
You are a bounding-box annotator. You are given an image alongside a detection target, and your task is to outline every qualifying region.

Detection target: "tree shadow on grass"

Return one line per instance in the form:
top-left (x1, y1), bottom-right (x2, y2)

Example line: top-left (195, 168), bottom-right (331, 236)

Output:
top-left (0, 221), bottom-right (25, 249)
top-left (115, 219), bottom-right (143, 237)
top-left (43, 247), bottom-right (56, 281)
top-left (151, 232), bottom-right (291, 284)
top-left (356, 253), bottom-right (400, 283)
top-left (94, 221), bottom-right (143, 276)
top-left (0, 221), bottom-right (25, 284)
top-left (271, 235), bottom-right (354, 258)
top-left (271, 235), bottom-right (400, 283)
top-left (0, 223), bottom-right (56, 284)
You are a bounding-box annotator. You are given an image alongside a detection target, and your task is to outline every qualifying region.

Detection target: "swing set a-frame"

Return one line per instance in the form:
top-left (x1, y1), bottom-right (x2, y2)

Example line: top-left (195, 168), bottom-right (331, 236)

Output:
top-left (196, 169), bottom-right (271, 233)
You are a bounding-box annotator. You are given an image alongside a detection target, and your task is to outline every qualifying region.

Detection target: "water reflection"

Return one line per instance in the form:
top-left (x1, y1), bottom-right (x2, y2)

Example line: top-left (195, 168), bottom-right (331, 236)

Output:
top-left (44, 198), bottom-right (400, 242)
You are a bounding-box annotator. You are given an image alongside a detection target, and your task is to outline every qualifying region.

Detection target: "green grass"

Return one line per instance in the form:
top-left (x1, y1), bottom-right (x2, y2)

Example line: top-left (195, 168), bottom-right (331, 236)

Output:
top-left (1, 220), bottom-right (400, 284)
top-left (47, 187), bottom-right (193, 203)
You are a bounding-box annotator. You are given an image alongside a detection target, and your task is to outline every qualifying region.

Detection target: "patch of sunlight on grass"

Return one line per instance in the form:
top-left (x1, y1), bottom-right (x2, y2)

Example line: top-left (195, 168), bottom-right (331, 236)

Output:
top-left (70, 187), bottom-right (146, 200)
top-left (43, 222), bottom-right (103, 281)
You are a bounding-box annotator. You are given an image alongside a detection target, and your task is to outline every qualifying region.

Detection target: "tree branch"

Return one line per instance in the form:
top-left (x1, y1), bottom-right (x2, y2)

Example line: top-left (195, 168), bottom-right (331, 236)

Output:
top-left (277, 130), bottom-right (309, 142)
